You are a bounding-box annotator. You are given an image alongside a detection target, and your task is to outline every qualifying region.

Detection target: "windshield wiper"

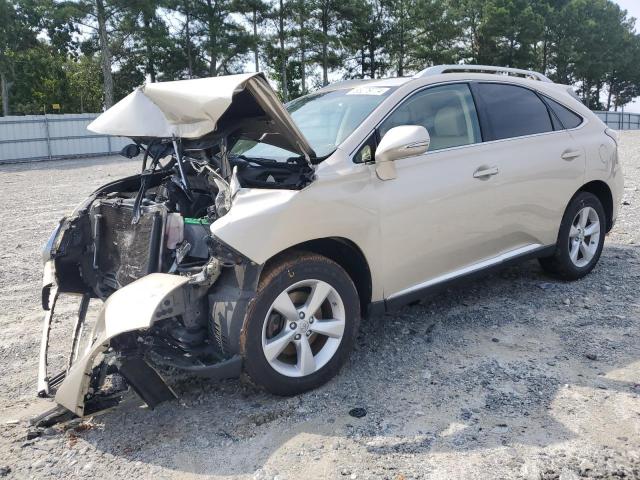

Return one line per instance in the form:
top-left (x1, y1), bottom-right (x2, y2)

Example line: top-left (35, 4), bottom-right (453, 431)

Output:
top-left (233, 155), bottom-right (280, 166)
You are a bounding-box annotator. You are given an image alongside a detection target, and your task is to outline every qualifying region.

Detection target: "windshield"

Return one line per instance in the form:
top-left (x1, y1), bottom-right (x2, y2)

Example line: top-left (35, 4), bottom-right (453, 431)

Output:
top-left (232, 85), bottom-right (396, 161)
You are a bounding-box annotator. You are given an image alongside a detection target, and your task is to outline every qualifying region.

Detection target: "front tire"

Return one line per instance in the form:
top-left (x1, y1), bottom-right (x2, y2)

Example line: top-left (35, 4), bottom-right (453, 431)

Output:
top-left (241, 252), bottom-right (360, 396)
top-left (539, 192), bottom-right (606, 280)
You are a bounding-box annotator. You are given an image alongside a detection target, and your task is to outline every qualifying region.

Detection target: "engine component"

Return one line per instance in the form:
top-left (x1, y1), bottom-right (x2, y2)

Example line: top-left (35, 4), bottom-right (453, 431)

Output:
top-left (183, 218), bottom-right (211, 258)
top-left (165, 213), bottom-right (184, 249)
top-left (91, 199), bottom-right (167, 291)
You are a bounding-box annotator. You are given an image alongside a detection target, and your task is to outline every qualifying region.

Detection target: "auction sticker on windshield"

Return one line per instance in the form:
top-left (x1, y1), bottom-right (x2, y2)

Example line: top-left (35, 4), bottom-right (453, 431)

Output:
top-left (346, 86), bottom-right (390, 95)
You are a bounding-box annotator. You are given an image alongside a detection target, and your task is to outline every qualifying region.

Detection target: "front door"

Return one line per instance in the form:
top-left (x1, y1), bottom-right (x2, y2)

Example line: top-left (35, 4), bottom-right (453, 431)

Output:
top-left (371, 83), bottom-right (505, 300)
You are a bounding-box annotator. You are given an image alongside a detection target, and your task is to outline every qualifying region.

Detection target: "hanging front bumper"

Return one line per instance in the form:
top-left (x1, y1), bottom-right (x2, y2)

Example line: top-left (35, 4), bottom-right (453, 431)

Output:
top-left (38, 272), bottom-right (189, 416)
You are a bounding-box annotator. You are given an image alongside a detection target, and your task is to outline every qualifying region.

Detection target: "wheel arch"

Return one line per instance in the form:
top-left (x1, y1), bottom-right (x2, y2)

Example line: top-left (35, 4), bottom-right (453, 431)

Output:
top-left (262, 237), bottom-right (373, 317)
top-left (577, 180), bottom-right (614, 232)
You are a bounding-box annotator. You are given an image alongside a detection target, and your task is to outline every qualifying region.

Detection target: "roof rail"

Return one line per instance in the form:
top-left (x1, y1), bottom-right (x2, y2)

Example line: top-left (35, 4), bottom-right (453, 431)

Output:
top-left (414, 64), bottom-right (553, 83)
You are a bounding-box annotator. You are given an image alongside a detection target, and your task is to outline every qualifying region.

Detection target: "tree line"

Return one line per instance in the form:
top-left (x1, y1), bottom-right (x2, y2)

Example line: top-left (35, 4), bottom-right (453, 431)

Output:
top-left (1, 0), bottom-right (639, 116)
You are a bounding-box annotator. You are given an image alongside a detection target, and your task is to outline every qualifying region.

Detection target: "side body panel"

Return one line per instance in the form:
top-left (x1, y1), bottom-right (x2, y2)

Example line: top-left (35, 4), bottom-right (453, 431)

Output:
top-left (373, 145), bottom-right (511, 298)
top-left (210, 150), bottom-right (386, 301)
top-left (575, 118), bottom-right (624, 226)
top-left (211, 74), bottom-right (621, 306)
top-left (529, 85), bottom-right (622, 229)
top-left (470, 129), bottom-right (586, 249)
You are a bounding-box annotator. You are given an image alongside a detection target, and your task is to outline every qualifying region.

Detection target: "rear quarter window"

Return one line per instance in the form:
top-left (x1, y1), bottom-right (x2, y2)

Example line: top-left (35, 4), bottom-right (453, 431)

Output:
top-left (544, 96), bottom-right (583, 129)
top-left (474, 83), bottom-right (553, 141)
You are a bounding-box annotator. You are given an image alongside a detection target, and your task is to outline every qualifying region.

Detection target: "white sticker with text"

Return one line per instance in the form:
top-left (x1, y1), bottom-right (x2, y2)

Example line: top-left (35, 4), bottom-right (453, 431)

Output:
top-left (346, 86), bottom-right (389, 96)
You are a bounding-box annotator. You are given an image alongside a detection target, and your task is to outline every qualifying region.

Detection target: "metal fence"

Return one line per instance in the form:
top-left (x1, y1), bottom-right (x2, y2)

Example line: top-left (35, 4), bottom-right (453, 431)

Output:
top-left (0, 113), bottom-right (128, 164)
top-left (2, 109), bottom-right (640, 165)
top-left (593, 111), bottom-right (640, 130)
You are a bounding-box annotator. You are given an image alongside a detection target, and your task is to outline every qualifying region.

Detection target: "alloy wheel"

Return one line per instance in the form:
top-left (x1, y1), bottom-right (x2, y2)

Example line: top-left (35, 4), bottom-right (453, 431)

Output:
top-left (261, 279), bottom-right (345, 378)
top-left (568, 206), bottom-right (601, 268)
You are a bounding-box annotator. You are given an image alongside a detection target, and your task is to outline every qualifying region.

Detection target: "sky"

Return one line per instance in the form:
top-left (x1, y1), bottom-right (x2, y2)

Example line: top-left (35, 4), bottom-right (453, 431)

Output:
top-left (613, 0), bottom-right (640, 23)
top-left (612, 0), bottom-right (640, 112)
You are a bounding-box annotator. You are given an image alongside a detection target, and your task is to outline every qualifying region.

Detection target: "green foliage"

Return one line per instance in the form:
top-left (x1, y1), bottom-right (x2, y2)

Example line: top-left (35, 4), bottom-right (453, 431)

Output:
top-left (64, 55), bottom-right (105, 112)
top-left (479, 0), bottom-right (545, 68)
top-left (340, 0), bottom-right (389, 79)
top-left (1, 0), bottom-right (640, 114)
top-left (2, 47), bottom-right (102, 115)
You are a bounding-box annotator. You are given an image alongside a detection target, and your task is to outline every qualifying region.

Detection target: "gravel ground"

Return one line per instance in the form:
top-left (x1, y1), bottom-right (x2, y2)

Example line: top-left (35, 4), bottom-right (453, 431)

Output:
top-left (0, 133), bottom-right (639, 480)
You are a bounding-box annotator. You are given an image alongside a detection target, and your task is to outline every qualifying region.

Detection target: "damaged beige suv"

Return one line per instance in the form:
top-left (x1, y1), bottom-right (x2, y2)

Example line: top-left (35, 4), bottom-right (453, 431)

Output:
top-left (37, 65), bottom-right (623, 422)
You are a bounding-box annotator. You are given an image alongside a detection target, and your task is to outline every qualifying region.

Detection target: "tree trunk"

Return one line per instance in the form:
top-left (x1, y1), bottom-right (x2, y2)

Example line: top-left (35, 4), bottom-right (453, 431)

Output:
top-left (279, 0), bottom-right (288, 100)
top-left (95, 0), bottom-right (114, 108)
top-left (142, 14), bottom-right (156, 82)
top-left (542, 34), bottom-right (548, 74)
top-left (360, 50), bottom-right (365, 79)
top-left (206, 0), bottom-right (218, 76)
top-left (583, 79), bottom-right (590, 107)
top-left (321, 5), bottom-right (328, 86)
top-left (299, 2), bottom-right (306, 94)
top-left (470, 20), bottom-right (479, 63)
top-left (595, 81), bottom-right (602, 109)
top-left (185, 0), bottom-right (193, 78)
top-left (397, 2), bottom-right (405, 77)
top-left (253, 8), bottom-right (259, 72)
top-left (607, 71), bottom-right (615, 111)
top-left (369, 41), bottom-right (375, 79)
top-left (1, 71), bottom-right (10, 116)
top-left (508, 38), bottom-right (515, 67)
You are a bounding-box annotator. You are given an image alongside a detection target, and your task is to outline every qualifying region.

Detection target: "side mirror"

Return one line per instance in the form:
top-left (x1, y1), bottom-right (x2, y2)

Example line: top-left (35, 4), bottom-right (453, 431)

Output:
top-left (375, 125), bottom-right (430, 180)
top-left (120, 144), bottom-right (141, 159)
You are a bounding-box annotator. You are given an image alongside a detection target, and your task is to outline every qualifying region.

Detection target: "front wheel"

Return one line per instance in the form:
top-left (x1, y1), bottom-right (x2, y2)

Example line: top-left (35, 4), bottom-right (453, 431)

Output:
top-left (241, 252), bottom-right (360, 396)
top-left (539, 192), bottom-right (606, 280)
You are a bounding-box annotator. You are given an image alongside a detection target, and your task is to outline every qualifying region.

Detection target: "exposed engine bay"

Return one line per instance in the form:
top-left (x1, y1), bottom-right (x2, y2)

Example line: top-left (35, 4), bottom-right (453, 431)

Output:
top-left (38, 105), bottom-right (314, 424)
top-left (59, 135), bottom-right (313, 299)
top-left (37, 133), bottom-right (315, 420)
top-left (37, 73), bottom-right (320, 423)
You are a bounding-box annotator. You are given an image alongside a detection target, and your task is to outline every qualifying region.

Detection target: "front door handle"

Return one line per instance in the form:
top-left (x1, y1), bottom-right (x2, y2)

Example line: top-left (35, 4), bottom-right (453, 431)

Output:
top-left (561, 149), bottom-right (582, 161)
top-left (473, 166), bottom-right (499, 179)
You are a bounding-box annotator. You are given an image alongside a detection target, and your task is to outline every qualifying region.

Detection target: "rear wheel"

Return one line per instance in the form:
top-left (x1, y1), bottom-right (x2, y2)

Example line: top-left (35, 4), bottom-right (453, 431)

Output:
top-left (539, 192), bottom-right (606, 280)
top-left (241, 252), bottom-right (360, 395)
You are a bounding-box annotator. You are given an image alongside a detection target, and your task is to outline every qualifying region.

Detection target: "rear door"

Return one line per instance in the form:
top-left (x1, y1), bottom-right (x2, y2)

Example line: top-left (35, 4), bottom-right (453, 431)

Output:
top-left (470, 82), bottom-right (586, 250)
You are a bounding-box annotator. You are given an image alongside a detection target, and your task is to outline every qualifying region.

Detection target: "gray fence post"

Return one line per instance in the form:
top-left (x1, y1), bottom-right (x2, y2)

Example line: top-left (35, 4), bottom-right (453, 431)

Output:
top-left (43, 114), bottom-right (52, 160)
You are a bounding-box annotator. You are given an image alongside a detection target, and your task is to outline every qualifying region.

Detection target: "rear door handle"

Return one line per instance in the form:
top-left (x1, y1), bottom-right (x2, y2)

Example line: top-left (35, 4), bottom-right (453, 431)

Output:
top-left (473, 166), bottom-right (499, 178)
top-left (561, 149), bottom-right (582, 161)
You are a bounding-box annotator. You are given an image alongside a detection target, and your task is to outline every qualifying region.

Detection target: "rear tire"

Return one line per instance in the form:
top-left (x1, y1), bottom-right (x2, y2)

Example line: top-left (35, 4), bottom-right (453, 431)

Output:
top-left (241, 252), bottom-right (360, 396)
top-left (539, 192), bottom-right (606, 280)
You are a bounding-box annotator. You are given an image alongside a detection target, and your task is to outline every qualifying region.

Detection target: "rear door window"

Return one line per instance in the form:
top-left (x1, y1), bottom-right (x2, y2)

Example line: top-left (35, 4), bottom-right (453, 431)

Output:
top-left (474, 83), bottom-right (553, 141)
top-left (378, 83), bottom-right (481, 152)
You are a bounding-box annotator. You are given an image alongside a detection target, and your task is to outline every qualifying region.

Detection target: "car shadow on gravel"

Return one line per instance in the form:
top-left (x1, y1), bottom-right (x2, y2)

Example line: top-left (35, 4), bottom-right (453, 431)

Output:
top-left (74, 243), bottom-right (640, 476)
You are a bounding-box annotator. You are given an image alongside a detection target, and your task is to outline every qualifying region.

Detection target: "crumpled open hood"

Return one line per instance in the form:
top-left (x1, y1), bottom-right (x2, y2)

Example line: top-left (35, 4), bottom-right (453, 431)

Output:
top-left (88, 72), bottom-right (316, 160)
